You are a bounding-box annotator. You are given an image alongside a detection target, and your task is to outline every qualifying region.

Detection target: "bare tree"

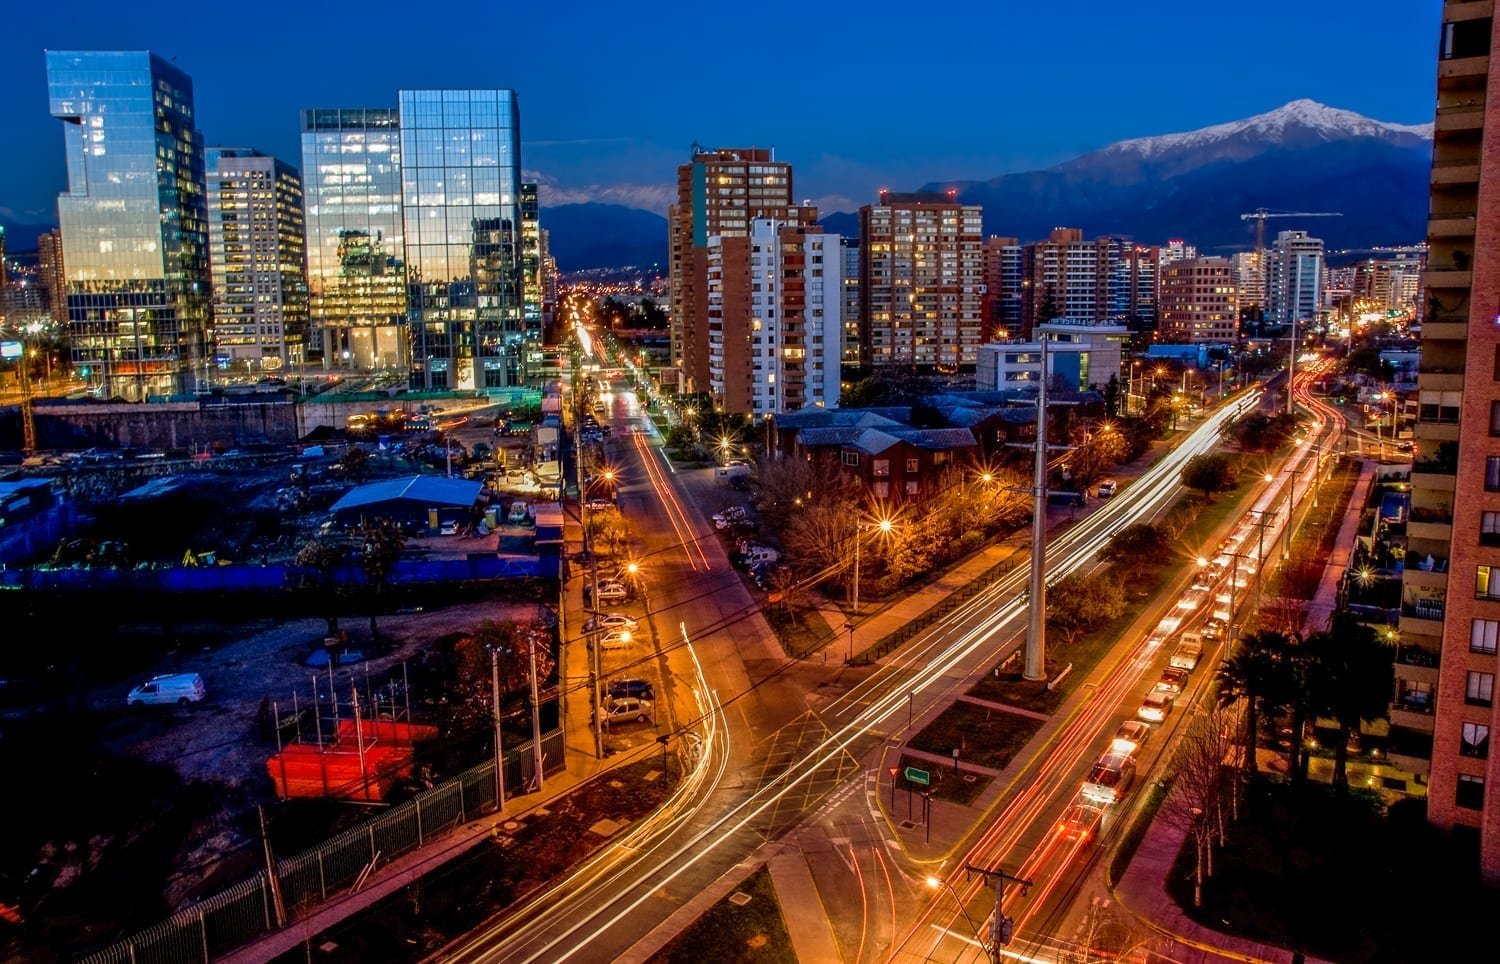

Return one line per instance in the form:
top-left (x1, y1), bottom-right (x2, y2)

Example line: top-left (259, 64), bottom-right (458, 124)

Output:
top-left (1063, 897), bottom-right (1165, 963)
top-left (1160, 705), bottom-right (1238, 908)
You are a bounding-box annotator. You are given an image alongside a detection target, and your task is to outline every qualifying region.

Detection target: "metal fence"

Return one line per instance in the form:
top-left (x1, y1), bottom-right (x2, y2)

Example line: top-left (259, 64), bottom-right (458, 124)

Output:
top-left (854, 553), bottom-right (1024, 665)
top-left (79, 728), bottom-right (564, 964)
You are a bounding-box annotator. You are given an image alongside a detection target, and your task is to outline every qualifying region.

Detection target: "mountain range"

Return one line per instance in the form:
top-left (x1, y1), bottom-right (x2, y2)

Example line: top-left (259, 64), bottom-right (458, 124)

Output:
top-left (1, 100), bottom-right (1433, 271)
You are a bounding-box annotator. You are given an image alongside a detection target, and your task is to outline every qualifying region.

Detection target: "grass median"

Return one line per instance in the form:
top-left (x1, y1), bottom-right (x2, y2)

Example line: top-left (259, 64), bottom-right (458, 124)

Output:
top-left (907, 701), bottom-right (1043, 776)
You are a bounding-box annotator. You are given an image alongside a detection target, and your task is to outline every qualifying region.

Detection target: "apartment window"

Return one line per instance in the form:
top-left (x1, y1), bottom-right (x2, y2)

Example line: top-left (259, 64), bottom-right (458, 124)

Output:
top-left (906, 458), bottom-right (919, 473)
top-left (1467, 671), bottom-right (1495, 707)
top-left (1488, 457), bottom-right (1500, 492)
top-left (842, 451), bottom-right (860, 467)
top-left (1461, 722), bottom-right (1491, 759)
top-left (1478, 566), bottom-right (1500, 601)
top-left (1485, 514), bottom-right (1500, 547)
top-left (1456, 773), bottom-right (1485, 811)
top-left (906, 480), bottom-right (920, 495)
top-left (1491, 401), bottom-right (1500, 436)
top-left (1473, 619), bottom-right (1500, 655)
top-left (872, 459), bottom-right (890, 478)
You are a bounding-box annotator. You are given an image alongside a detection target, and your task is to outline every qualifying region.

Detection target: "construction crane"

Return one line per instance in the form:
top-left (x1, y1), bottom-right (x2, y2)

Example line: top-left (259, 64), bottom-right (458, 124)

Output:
top-left (1240, 208), bottom-right (1343, 254)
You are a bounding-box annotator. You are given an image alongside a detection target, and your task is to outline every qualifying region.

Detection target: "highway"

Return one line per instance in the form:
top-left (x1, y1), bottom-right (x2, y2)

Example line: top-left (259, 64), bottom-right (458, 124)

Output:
top-left (434, 343), bottom-right (1270, 962)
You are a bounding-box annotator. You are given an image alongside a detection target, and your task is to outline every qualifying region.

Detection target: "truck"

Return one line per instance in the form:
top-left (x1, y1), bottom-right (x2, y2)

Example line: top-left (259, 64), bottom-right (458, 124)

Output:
top-left (1170, 632), bottom-right (1204, 672)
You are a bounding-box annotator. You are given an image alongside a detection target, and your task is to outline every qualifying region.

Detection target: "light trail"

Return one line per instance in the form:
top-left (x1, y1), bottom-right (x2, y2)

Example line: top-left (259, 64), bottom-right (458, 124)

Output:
top-left (902, 371), bottom-right (1341, 963)
top-left (630, 427), bottom-right (711, 571)
top-left (443, 388), bottom-right (1263, 963)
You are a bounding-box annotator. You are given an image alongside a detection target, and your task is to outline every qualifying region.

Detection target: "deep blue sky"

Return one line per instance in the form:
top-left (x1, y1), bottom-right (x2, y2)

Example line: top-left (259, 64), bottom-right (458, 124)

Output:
top-left (0, 0), bottom-right (1439, 232)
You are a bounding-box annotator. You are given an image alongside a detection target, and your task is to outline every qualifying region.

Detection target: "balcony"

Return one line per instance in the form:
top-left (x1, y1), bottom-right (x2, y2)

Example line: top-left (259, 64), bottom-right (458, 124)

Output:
top-left (1429, 215), bottom-right (1478, 238)
top-left (1401, 598), bottom-right (1446, 623)
top-left (1425, 269), bottom-right (1473, 289)
top-left (1439, 53), bottom-right (1491, 87)
top-left (1418, 369), bottom-right (1466, 393)
top-left (1435, 101), bottom-right (1486, 133)
top-left (1385, 725), bottom-right (1435, 776)
top-left (1420, 319), bottom-right (1468, 341)
top-left (1432, 160), bottom-right (1482, 186)
top-left (1409, 519), bottom-right (1454, 544)
top-left (1443, 2), bottom-right (1494, 24)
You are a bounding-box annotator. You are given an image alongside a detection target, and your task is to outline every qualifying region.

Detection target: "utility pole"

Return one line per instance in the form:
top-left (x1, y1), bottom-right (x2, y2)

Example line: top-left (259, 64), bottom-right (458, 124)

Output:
top-left (1025, 337), bottom-right (1049, 681)
top-left (491, 649), bottom-right (506, 810)
top-left (528, 636), bottom-right (544, 791)
top-left (1287, 313), bottom-right (1298, 417)
top-left (963, 864), bottom-right (1033, 962)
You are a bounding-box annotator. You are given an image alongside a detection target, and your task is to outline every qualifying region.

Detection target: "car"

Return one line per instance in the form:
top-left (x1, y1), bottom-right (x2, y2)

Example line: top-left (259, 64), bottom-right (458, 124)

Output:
top-left (586, 498), bottom-right (615, 512)
top-left (585, 612), bottom-right (638, 633)
top-left (1201, 618), bottom-right (1226, 642)
top-left (593, 696), bottom-right (652, 727)
top-left (1396, 441), bottom-right (1415, 453)
top-left (608, 678), bottom-right (654, 700)
top-left (594, 581), bottom-right (630, 603)
top-left (1056, 802), bottom-right (1105, 844)
top-left (439, 520), bottom-right (461, 536)
top-left (1112, 720), bottom-right (1152, 754)
top-left (127, 673), bottom-right (206, 707)
top-left (713, 507), bottom-right (748, 529)
top-left (1155, 667), bottom-right (1190, 696)
top-left (1081, 751), bottom-right (1137, 807)
top-left (508, 501), bottom-right (532, 525)
top-left (1138, 689), bottom-right (1175, 723)
top-left (596, 629), bottom-right (635, 650)
top-left (1097, 479), bottom-right (1117, 498)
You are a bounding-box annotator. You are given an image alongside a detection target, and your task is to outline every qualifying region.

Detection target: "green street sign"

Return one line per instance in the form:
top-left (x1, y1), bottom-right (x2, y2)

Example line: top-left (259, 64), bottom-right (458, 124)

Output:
top-left (905, 767), bottom-right (931, 786)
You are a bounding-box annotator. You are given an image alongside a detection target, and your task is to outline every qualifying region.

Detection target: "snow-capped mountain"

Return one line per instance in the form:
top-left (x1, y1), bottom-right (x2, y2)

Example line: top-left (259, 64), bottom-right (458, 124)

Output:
top-left (1094, 99), bottom-right (1431, 162)
top-left (915, 99), bottom-right (1433, 251)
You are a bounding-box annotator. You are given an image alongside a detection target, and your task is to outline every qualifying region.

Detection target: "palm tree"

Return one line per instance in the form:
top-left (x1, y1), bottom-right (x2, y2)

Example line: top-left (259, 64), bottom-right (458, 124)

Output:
top-left (1306, 617), bottom-right (1395, 792)
top-left (1215, 630), bottom-right (1290, 778)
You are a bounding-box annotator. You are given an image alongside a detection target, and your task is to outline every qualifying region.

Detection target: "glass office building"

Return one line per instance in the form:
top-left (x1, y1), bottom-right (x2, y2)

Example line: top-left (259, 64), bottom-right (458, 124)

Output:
top-left (398, 89), bottom-right (522, 390)
top-left (521, 181), bottom-right (543, 345)
top-left (206, 148), bottom-right (308, 371)
top-left (47, 50), bottom-right (210, 400)
top-left (301, 108), bottom-right (406, 371)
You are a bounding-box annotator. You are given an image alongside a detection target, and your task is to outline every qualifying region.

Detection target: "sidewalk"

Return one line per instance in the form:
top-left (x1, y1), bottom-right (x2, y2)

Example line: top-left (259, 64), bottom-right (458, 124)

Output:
top-left (1300, 458), bottom-right (1376, 637)
top-left (222, 746), bottom-right (615, 964)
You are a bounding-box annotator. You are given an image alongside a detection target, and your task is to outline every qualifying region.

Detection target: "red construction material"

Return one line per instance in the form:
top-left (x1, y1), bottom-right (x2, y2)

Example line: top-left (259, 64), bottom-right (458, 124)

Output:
top-left (266, 719), bottom-right (438, 801)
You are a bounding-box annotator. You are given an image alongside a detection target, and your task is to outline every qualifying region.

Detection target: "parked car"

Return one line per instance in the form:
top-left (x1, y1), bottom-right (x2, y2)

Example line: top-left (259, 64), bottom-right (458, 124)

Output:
top-left (439, 520), bottom-right (461, 536)
top-left (127, 673), bottom-right (206, 707)
top-left (608, 678), bottom-right (655, 700)
top-left (1154, 667), bottom-right (1190, 697)
top-left (713, 506), bottom-right (748, 529)
top-left (593, 696), bottom-right (652, 727)
top-left (508, 501), bottom-right (532, 525)
top-left (594, 581), bottom-right (630, 603)
top-left (596, 629), bottom-right (635, 650)
top-left (1097, 479), bottom-right (1117, 498)
top-left (1112, 720), bottom-right (1152, 754)
top-left (584, 612), bottom-right (638, 633)
top-left (1138, 689), bottom-right (1175, 723)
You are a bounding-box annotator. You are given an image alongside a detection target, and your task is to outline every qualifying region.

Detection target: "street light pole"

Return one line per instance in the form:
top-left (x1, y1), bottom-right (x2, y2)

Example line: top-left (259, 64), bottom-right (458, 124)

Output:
top-left (1025, 337), bottom-right (1049, 681)
top-left (925, 876), bottom-right (992, 963)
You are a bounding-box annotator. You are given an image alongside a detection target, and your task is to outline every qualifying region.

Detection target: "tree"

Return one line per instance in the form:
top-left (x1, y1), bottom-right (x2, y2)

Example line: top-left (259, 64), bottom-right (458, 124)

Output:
top-left (1214, 630), bottom-right (1289, 779)
top-left (1162, 706), bottom-right (1237, 908)
top-left (1101, 373), bottom-right (1122, 419)
top-left (1181, 453), bottom-right (1235, 501)
top-left (1101, 522), bottom-right (1167, 563)
top-left (1306, 617), bottom-right (1395, 792)
top-left (293, 538), bottom-right (347, 636)
top-left (339, 446), bottom-right (371, 483)
top-left (1046, 570), bottom-right (1125, 646)
top-left (358, 517), bottom-right (406, 639)
top-left (838, 368), bottom-right (934, 408)
top-left (666, 423), bottom-right (698, 455)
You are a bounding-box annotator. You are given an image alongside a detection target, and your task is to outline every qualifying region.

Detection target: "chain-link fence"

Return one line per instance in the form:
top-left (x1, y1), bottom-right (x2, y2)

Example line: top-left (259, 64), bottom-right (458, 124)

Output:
top-left (79, 729), bottom-right (564, 964)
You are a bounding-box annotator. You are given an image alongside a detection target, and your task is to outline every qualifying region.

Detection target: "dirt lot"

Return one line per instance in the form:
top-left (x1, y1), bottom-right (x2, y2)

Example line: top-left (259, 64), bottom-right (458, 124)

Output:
top-left (0, 593), bottom-right (555, 961)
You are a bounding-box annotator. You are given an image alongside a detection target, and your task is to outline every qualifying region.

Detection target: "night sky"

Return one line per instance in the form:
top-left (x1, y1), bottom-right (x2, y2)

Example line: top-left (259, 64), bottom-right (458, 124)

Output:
top-left (0, 0), bottom-right (1439, 228)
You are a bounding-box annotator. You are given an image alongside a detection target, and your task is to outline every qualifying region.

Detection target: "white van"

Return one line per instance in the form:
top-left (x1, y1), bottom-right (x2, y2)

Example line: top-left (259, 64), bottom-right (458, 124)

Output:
top-left (127, 673), bottom-right (206, 707)
top-left (1170, 634), bottom-right (1204, 671)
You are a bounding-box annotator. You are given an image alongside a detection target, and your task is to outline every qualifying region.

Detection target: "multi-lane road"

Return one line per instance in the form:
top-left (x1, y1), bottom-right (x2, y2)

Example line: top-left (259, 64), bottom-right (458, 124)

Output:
top-left (435, 332), bottom-right (1310, 962)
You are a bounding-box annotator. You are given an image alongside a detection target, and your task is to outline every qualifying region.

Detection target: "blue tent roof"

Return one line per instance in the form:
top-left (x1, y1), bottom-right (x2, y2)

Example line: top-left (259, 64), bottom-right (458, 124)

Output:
top-left (330, 476), bottom-right (483, 514)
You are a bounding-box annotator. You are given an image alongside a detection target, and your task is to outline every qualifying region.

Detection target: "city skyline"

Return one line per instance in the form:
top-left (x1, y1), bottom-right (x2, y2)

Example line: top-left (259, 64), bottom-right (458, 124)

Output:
top-left (0, 0), bottom-right (1438, 232)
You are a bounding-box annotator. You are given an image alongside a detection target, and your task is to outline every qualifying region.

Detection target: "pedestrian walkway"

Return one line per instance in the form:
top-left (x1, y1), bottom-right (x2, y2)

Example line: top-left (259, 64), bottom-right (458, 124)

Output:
top-left (1300, 458), bottom-right (1377, 636)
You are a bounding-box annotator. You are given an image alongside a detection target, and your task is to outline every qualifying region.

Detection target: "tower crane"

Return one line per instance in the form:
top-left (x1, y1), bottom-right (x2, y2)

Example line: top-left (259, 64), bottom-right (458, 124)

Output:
top-left (1240, 208), bottom-right (1343, 254)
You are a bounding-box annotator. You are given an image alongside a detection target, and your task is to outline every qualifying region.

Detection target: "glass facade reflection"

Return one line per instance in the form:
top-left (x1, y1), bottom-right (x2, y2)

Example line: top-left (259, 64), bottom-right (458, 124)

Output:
top-left (398, 89), bottom-right (522, 390)
top-left (301, 108), bottom-right (406, 371)
top-left (206, 148), bottom-right (308, 370)
top-left (521, 181), bottom-right (542, 345)
top-left (47, 50), bottom-right (210, 400)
